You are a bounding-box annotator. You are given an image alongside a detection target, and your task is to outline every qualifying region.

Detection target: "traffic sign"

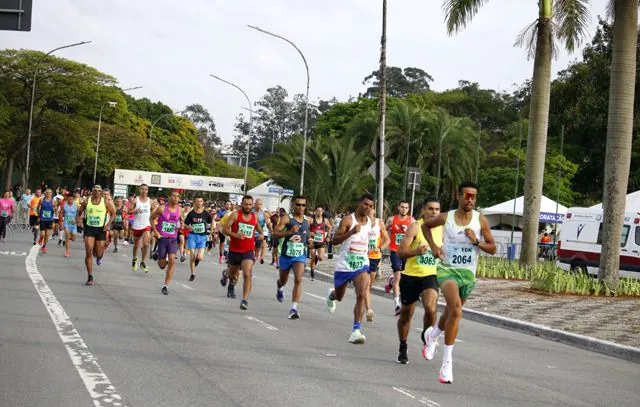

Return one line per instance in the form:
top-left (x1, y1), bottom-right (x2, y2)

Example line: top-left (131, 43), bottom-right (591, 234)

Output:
top-left (407, 167), bottom-right (422, 188)
top-left (368, 162), bottom-right (391, 180)
top-left (0, 0), bottom-right (32, 31)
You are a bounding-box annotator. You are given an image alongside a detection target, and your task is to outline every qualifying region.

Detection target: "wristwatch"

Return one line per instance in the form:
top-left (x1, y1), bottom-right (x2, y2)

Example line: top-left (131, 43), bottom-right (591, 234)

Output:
top-left (472, 240), bottom-right (480, 246)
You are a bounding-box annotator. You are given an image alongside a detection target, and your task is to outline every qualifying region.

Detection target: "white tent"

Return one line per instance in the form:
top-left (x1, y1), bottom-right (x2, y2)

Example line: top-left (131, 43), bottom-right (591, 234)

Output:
top-left (247, 180), bottom-right (292, 212)
top-left (590, 190), bottom-right (640, 211)
top-left (482, 195), bottom-right (567, 222)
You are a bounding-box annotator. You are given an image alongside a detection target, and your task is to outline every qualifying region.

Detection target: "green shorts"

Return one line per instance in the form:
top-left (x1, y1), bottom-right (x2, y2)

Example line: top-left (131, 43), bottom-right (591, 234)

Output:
top-left (436, 265), bottom-right (476, 300)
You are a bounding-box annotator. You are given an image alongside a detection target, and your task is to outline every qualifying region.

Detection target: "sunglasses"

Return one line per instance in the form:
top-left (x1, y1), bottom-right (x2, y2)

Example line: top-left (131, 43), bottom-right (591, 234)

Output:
top-left (295, 203), bottom-right (306, 207)
top-left (463, 192), bottom-right (476, 200)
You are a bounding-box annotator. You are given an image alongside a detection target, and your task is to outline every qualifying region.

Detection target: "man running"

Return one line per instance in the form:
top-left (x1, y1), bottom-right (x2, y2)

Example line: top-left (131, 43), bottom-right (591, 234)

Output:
top-left (222, 195), bottom-right (263, 310)
top-left (421, 181), bottom-right (496, 383)
top-left (386, 201), bottom-right (414, 316)
top-left (37, 189), bottom-right (57, 253)
top-left (270, 209), bottom-right (284, 267)
top-left (395, 197), bottom-right (443, 364)
top-left (309, 205), bottom-right (332, 281)
top-left (184, 196), bottom-right (214, 282)
top-left (216, 201), bottom-right (232, 263)
top-left (273, 196), bottom-right (312, 320)
top-left (150, 190), bottom-right (184, 295)
top-left (124, 194), bottom-right (136, 245)
top-left (111, 197), bottom-right (125, 253)
top-left (0, 190), bottom-right (15, 243)
top-left (364, 203), bottom-right (389, 322)
top-left (76, 185), bottom-right (116, 286)
top-left (129, 184), bottom-right (152, 272)
top-left (20, 188), bottom-right (32, 224)
top-left (326, 193), bottom-right (374, 344)
top-left (29, 188), bottom-right (42, 245)
top-left (253, 199), bottom-right (271, 265)
top-left (60, 194), bottom-right (78, 257)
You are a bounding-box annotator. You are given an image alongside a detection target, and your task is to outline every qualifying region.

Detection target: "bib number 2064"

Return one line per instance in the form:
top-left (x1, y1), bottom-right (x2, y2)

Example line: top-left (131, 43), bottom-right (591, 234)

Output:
top-left (451, 255), bottom-right (472, 265)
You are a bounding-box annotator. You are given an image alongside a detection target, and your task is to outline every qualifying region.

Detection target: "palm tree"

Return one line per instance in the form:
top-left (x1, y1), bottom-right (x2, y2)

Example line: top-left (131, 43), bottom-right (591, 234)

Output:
top-left (599, 0), bottom-right (638, 290)
top-left (442, 0), bottom-right (591, 267)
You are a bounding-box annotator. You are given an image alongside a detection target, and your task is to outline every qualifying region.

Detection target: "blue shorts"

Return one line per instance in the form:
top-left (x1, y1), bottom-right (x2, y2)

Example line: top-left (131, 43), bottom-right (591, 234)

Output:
top-left (369, 258), bottom-right (381, 272)
top-left (334, 267), bottom-right (370, 288)
top-left (64, 224), bottom-right (77, 235)
top-left (279, 255), bottom-right (306, 271)
top-left (187, 233), bottom-right (208, 250)
top-left (390, 251), bottom-right (406, 272)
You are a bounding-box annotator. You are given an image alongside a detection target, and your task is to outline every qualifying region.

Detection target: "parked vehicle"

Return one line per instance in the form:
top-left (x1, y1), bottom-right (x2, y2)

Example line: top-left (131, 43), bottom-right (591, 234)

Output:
top-left (557, 208), bottom-right (640, 279)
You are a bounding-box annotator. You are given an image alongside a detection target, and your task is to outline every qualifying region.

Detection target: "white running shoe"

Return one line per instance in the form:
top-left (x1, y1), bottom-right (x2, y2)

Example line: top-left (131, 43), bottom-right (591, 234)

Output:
top-left (438, 361), bottom-right (453, 384)
top-left (366, 309), bottom-right (374, 322)
top-left (422, 326), bottom-right (438, 361)
top-left (326, 288), bottom-right (337, 314)
top-left (348, 329), bottom-right (366, 344)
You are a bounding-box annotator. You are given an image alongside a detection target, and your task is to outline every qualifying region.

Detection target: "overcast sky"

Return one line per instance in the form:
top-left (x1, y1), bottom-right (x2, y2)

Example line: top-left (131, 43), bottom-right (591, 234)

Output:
top-left (4, 0), bottom-right (610, 144)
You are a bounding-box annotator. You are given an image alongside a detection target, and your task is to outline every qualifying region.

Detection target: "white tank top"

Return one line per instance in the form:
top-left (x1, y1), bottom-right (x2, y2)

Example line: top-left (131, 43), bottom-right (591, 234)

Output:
top-left (133, 197), bottom-right (151, 229)
top-left (336, 214), bottom-right (372, 272)
top-left (441, 210), bottom-right (482, 275)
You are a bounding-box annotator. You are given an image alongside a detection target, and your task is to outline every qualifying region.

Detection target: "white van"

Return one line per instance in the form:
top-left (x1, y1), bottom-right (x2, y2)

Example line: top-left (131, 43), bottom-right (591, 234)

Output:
top-left (557, 207), bottom-right (640, 279)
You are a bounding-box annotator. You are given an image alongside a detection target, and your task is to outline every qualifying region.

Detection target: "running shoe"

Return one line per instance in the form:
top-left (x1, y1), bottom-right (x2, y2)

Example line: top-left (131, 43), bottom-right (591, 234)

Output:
top-left (366, 309), bottom-right (374, 322)
top-left (288, 308), bottom-right (300, 320)
top-left (41, 246), bottom-right (46, 254)
top-left (189, 274), bottom-right (195, 282)
top-left (131, 258), bottom-right (138, 272)
top-left (140, 262), bottom-right (148, 273)
top-left (220, 270), bottom-right (228, 287)
top-left (385, 275), bottom-right (394, 294)
top-left (422, 326), bottom-right (438, 361)
top-left (397, 342), bottom-right (409, 364)
top-left (240, 299), bottom-right (248, 310)
top-left (85, 275), bottom-right (94, 286)
top-left (438, 361), bottom-right (453, 384)
top-left (260, 258), bottom-right (264, 265)
top-left (348, 329), bottom-right (366, 344)
top-left (96, 257), bottom-right (102, 266)
top-left (276, 289), bottom-right (285, 303)
top-left (227, 284), bottom-right (235, 298)
top-left (326, 288), bottom-right (337, 314)
top-left (394, 305), bottom-right (401, 317)
top-left (64, 250), bottom-right (70, 258)
top-left (180, 254), bottom-right (186, 263)
top-left (161, 285), bottom-right (169, 295)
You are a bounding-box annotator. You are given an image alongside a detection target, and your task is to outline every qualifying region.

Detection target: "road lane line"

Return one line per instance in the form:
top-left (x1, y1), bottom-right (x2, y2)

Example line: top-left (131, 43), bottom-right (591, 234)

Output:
top-left (25, 246), bottom-right (124, 406)
top-left (392, 386), bottom-right (416, 399)
top-left (245, 316), bottom-right (279, 331)
top-left (181, 284), bottom-right (195, 290)
top-left (304, 292), bottom-right (325, 301)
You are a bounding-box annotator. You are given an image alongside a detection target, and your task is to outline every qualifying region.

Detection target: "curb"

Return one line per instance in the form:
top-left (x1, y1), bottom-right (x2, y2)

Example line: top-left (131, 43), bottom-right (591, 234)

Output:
top-left (312, 269), bottom-right (640, 364)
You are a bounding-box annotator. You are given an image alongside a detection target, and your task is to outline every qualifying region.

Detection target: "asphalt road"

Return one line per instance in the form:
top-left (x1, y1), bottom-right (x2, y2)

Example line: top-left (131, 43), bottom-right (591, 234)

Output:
top-left (1, 231), bottom-right (638, 407)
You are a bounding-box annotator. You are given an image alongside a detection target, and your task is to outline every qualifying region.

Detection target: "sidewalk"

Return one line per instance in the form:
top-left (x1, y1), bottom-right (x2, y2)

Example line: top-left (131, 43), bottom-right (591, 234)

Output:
top-left (314, 256), bottom-right (640, 348)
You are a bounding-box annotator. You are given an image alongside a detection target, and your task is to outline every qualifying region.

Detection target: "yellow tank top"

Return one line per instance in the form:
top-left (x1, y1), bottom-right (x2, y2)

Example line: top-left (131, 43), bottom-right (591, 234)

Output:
top-left (403, 220), bottom-right (443, 277)
top-left (86, 197), bottom-right (107, 228)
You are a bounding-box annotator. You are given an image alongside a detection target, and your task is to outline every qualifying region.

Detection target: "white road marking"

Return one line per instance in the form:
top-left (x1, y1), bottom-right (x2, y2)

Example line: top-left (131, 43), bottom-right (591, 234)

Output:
top-left (245, 316), bottom-right (279, 331)
top-left (393, 387), bottom-right (440, 406)
top-left (304, 292), bottom-right (326, 301)
top-left (181, 284), bottom-right (195, 290)
top-left (0, 250), bottom-right (27, 256)
top-left (25, 246), bottom-right (124, 406)
top-left (392, 387), bottom-right (416, 399)
top-left (419, 397), bottom-right (440, 406)
top-left (325, 353), bottom-right (337, 357)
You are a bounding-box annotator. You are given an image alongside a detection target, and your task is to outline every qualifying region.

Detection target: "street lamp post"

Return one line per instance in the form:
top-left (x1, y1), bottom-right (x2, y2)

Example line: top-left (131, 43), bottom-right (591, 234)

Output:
top-left (248, 25), bottom-right (310, 195)
top-left (209, 74), bottom-right (252, 194)
top-left (435, 131), bottom-right (448, 198)
top-left (93, 101), bottom-right (117, 185)
top-left (25, 41), bottom-right (91, 186)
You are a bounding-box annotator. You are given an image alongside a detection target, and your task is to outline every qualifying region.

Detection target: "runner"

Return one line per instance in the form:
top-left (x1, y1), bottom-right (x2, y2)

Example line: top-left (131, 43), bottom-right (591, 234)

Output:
top-left (364, 203), bottom-right (390, 322)
top-left (20, 188), bottom-right (32, 224)
top-left (270, 208), bottom-right (284, 268)
top-left (150, 191), bottom-right (184, 295)
top-left (222, 195), bottom-right (263, 310)
top-left (0, 190), bottom-right (15, 243)
top-left (395, 197), bottom-right (443, 364)
top-left (59, 194), bottom-right (78, 257)
top-left (76, 185), bottom-right (116, 286)
top-left (184, 196), bottom-right (214, 282)
top-left (124, 194), bottom-right (136, 245)
top-left (29, 188), bottom-right (42, 245)
top-left (178, 201), bottom-right (191, 263)
top-left (252, 199), bottom-right (271, 265)
top-left (128, 184), bottom-right (152, 273)
top-left (217, 208), bottom-right (234, 288)
top-left (37, 189), bottom-right (57, 253)
top-left (421, 181), bottom-right (496, 383)
top-left (111, 197), bottom-right (125, 253)
top-left (309, 205), bottom-right (332, 281)
top-left (326, 193), bottom-right (374, 344)
top-left (385, 201), bottom-right (414, 316)
top-left (216, 201), bottom-right (232, 263)
top-left (273, 196), bottom-right (312, 319)
top-left (52, 188), bottom-right (63, 245)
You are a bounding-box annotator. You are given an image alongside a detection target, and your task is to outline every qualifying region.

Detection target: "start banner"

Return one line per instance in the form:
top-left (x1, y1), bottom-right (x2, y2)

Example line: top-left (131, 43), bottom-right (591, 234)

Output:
top-left (114, 169), bottom-right (243, 194)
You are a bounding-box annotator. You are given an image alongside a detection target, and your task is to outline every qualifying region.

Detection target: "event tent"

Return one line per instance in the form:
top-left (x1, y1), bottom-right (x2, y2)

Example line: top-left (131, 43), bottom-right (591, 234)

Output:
top-left (247, 180), bottom-right (292, 212)
top-left (482, 195), bottom-right (568, 226)
top-left (589, 190), bottom-right (640, 211)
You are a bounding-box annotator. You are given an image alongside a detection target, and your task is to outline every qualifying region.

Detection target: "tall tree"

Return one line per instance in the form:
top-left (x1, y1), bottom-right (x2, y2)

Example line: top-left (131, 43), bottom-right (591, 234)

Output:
top-left (442, 0), bottom-right (591, 267)
top-left (599, 0), bottom-right (638, 289)
top-left (181, 103), bottom-right (221, 167)
top-left (363, 66), bottom-right (433, 98)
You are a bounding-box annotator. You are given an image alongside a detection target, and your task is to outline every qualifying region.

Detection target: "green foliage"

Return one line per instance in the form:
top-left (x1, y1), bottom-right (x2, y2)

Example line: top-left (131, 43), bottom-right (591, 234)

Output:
top-left (363, 66), bottom-right (433, 99)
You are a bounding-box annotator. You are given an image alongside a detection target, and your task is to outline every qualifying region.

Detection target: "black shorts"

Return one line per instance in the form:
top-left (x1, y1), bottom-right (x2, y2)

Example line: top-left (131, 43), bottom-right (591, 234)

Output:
top-left (228, 251), bottom-right (255, 266)
top-left (218, 231), bottom-right (226, 243)
top-left (111, 223), bottom-right (123, 231)
top-left (29, 215), bottom-right (39, 227)
top-left (39, 220), bottom-right (53, 230)
top-left (84, 225), bottom-right (107, 241)
top-left (369, 258), bottom-right (381, 272)
top-left (400, 274), bottom-right (438, 305)
top-left (313, 242), bottom-right (326, 250)
top-left (270, 236), bottom-right (279, 247)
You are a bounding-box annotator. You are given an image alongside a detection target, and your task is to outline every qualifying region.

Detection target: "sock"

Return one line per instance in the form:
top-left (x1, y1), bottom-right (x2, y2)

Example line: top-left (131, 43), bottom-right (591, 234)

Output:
top-left (292, 302), bottom-right (298, 310)
top-left (430, 326), bottom-right (443, 341)
top-left (329, 290), bottom-right (336, 301)
top-left (162, 284), bottom-right (167, 289)
top-left (278, 286), bottom-right (284, 293)
top-left (394, 296), bottom-right (400, 307)
top-left (353, 322), bottom-right (361, 331)
top-left (443, 344), bottom-right (454, 364)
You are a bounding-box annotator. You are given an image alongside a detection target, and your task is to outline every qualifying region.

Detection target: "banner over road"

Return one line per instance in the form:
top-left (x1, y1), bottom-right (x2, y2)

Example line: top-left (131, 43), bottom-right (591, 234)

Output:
top-left (113, 169), bottom-right (244, 194)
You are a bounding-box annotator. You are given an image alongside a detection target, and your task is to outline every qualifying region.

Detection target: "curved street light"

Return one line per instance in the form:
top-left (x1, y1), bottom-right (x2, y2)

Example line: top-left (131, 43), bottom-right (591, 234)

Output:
top-left (209, 74), bottom-right (252, 194)
top-left (247, 25), bottom-right (310, 194)
top-left (148, 110), bottom-right (184, 150)
top-left (25, 41), bottom-right (91, 186)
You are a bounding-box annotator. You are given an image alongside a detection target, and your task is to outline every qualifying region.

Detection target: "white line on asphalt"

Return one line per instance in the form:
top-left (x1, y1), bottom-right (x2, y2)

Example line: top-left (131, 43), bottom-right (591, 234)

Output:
top-left (25, 246), bottom-right (124, 406)
top-left (393, 387), bottom-right (440, 406)
top-left (392, 387), bottom-right (416, 399)
top-left (181, 284), bottom-right (195, 290)
top-left (419, 397), bottom-right (440, 406)
top-left (304, 292), bottom-right (325, 301)
top-left (245, 316), bottom-right (279, 331)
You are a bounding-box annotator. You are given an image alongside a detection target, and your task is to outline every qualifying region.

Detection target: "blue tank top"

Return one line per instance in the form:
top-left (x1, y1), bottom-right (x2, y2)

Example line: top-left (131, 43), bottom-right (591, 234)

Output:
top-left (253, 210), bottom-right (266, 237)
top-left (282, 214), bottom-right (309, 258)
top-left (63, 202), bottom-right (77, 225)
top-left (40, 198), bottom-right (54, 221)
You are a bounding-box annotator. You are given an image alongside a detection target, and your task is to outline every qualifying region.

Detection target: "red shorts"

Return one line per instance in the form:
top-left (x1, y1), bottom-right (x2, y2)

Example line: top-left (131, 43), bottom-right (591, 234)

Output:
top-left (133, 227), bottom-right (151, 237)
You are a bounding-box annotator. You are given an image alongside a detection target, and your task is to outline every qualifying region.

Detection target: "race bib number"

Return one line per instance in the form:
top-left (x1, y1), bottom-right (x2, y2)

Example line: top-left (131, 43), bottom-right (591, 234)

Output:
top-left (42, 210), bottom-right (52, 218)
top-left (368, 237), bottom-right (378, 251)
top-left (64, 215), bottom-right (75, 224)
top-left (417, 251), bottom-right (437, 266)
top-left (395, 233), bottom-right (405, 246)
top-left (286, 242), bottom-right (305, 257)
top-left (140, 207), bottom-right (149, 214)
top-left (115, 215), bottom-right (123, 223)
top-left (192, 223), bottom-right (206, 234)
top-left (162, 222), bottom-right (176, 234)
top-left (445, 244), bottom-right (477, 268)
top-left (0, 210), bottom-right (7, 217)
top-left (313, 233), bottom-right (324, 243)
top-left (346, 252), bottom-right (366, 271)
top-left (87, 215), bottom-right (102, 227)
top-left (238, 223), bottom-right (254, 238)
